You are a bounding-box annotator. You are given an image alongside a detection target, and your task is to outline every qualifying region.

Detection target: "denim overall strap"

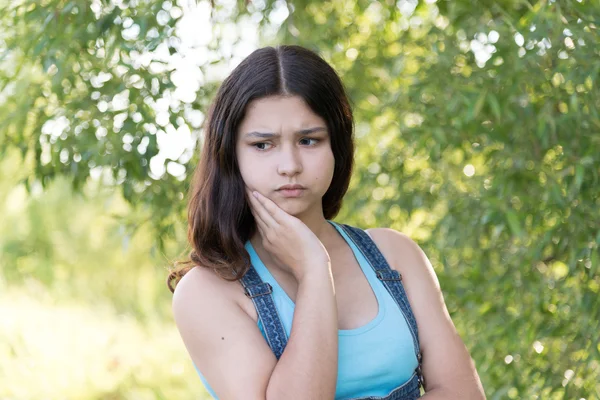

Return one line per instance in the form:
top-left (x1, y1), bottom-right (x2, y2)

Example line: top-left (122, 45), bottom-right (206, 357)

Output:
top-left (335, 223), bottom-right (425, 392)
top-left (240, 265), bottom-right (288, 360)
top-left (351, 371), bottom-right (421, 400)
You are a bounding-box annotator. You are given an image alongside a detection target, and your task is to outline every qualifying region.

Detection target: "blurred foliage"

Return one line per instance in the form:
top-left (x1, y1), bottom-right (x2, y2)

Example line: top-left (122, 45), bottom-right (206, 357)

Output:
top-left (0, 152), bottom-right (207, 398)
top-left (1, 0), bottom-right (599, 399)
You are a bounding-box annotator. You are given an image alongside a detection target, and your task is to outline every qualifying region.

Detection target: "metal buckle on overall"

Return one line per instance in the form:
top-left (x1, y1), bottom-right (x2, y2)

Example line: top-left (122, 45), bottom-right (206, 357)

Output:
top-left (375, 269), bottom-right (403, 281)
top-left (417, 366), bottom-right (425, 387)
top-left (416, 352), bottom-right (425, 388)
top-left (244, 282), bottom-right (273, 298)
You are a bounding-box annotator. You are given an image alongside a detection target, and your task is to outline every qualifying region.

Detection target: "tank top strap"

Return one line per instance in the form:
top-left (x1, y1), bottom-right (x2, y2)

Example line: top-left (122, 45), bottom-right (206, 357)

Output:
top-left (240, 265), bottom-right (288, 359)
top-left (333, 222), bottom-right (425, 390)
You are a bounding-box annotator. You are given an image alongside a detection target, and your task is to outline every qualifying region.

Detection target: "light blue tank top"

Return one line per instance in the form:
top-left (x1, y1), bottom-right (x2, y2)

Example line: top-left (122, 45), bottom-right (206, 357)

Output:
top-left (195, 220), bottom-right (418, 399)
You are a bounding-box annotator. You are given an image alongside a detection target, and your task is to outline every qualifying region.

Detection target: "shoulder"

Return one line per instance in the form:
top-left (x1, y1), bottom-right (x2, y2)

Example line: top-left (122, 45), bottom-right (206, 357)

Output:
top-left (364, 227), bottom-right (442, 320)
top-left (172, 266), bottom-right (246, 325)
top-left (365, 227), bottom-right (436, 281)
top-left (364, 227), bottom-right (442, 319)
top-left (172, 267), bottom-right (218, 328)
top-left (366, 227), bottom-right (485, 396)
top-left (173, 265), bottom-right (223, 304)
top-left (171, 266), bottom-right (278, 398)
top-left (364, 227), bottom-right (416, 252)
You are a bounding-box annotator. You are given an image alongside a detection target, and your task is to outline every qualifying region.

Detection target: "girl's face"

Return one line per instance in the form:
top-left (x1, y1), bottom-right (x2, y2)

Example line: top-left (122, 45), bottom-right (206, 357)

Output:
top-left (235, 95), bottom-right (335, 217)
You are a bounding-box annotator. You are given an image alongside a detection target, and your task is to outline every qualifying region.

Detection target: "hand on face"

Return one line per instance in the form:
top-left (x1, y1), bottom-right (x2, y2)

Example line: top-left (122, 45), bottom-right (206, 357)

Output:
top-left (245, 188), bottom-right (331, 281)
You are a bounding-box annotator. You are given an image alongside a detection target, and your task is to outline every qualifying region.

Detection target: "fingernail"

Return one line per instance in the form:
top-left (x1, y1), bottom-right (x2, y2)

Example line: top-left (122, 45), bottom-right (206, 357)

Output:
top-left (252, 191), bottom-right (259, 198)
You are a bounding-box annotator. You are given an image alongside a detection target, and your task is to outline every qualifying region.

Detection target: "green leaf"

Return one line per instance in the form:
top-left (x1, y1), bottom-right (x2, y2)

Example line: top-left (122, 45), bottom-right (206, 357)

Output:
top-left (506, 210), bottom-right (522, 237)
top-left (472, 90), bottom-right (487, 120)
top-left (575, 164), bottom-right (584, 191)
top-left (488, 93), bottom-right (501, 121)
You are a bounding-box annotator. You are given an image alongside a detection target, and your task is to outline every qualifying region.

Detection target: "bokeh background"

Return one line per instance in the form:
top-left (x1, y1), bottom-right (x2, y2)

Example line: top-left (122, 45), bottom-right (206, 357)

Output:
top-left (1, 0), bottom-right (599, 399)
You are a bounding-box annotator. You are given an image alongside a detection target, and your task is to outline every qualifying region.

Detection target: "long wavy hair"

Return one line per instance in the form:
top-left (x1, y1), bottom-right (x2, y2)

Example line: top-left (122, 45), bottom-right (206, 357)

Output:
top-left (167, 45), bottom-right (355, 293)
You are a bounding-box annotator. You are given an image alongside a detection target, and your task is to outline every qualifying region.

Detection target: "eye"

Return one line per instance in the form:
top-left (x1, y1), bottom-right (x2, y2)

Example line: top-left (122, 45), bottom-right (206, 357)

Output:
top-left (300, 138), bottom-right (320, 146)
top-left (252, 142), bottom-right (272, 151)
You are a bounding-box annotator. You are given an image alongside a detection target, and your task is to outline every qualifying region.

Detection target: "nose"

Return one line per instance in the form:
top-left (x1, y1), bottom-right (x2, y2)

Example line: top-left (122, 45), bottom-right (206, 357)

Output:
top-left (277, 144), bottom-right (302, 177)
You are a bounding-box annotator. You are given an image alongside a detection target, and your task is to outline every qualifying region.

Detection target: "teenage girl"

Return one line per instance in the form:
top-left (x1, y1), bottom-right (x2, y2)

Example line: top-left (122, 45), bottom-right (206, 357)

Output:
top-left (168, 45), bottom-right (485, 400)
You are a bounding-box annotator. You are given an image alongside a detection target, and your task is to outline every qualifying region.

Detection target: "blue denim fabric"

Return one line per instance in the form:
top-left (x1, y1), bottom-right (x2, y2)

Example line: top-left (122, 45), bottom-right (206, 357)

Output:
top-left (240, 221), bottom-right (424, 399)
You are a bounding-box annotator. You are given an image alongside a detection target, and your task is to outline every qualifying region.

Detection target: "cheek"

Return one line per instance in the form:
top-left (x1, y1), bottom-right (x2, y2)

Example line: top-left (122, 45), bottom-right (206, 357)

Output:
top-left (238, 164), bottom-right (255, 187)
top-left (314, 149), bottom-right (335, 186)
top-left (237, 150), bottom-right (264, 189)
top-left (235, 147), bottom-right (251, 182)
top-left (325, 147), bottom-right (335, 172)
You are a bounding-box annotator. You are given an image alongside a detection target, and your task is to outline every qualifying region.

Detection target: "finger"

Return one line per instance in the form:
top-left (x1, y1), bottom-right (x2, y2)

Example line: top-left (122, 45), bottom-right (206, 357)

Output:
top-left (245, 189), bottom-right (271, 233)
top-left (249, 190), bottom-right (279, 229)
top-left (252, 191), bottom-right (285, 226)
top-left (254, 214), bottom-right (267, 240)
top-left (248, 207), bottom-right (270, 244)
top-left (251, 206), bottom-right (268, 236)
top-left (245, 188), bottom-right (258, 214)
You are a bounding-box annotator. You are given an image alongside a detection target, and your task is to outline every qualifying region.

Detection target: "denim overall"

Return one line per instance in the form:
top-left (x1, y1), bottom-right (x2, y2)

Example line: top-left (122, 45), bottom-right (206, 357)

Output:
top-left (240, 222), bottom-right (425, 399)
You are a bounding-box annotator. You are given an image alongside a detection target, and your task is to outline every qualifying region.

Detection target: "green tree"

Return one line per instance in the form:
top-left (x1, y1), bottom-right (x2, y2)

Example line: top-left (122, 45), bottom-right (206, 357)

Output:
top-left (1, 0), bottom-right (598, 397)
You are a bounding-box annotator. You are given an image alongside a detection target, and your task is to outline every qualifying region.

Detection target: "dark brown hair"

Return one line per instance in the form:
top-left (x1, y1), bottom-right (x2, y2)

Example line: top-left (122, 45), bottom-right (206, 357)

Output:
top-left (167, 45), bottom-right (354, 293)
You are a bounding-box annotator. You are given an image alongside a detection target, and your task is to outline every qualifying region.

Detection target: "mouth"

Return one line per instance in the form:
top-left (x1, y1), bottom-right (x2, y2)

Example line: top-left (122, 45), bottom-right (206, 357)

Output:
top-left (277, 188), bottom-right (305, 198)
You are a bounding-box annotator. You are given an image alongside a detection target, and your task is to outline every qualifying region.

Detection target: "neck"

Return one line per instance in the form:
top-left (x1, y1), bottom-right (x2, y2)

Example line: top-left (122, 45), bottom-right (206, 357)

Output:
top-left (249, 208), bottom-right (340, 271)
top-left (299, 214), bottom-right (333, 243)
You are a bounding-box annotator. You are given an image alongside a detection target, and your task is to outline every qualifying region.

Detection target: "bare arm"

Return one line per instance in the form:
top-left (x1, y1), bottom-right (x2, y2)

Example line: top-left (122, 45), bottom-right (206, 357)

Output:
top-left (172, 262), bottom-right (338, 400)
top-left (266, 265), bottom-right (338, 399)
top-left (368, 228), bottom-right (486, 399)
top-left (174, 189), bottom-right (340, 399)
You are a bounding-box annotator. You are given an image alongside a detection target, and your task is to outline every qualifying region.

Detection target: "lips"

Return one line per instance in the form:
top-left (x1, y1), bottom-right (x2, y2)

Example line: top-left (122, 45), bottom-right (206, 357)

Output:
top-left (277, 185), bottom-right (305, 198)
top-left (277, 184), bottom-right (305, 191)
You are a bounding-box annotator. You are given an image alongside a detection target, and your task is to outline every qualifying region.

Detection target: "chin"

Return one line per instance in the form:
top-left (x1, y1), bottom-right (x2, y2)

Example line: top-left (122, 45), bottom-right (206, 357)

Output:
top-left (277, 202), bottom-right (304, 214)
top-left (274, 200), bottom-right (308, 216)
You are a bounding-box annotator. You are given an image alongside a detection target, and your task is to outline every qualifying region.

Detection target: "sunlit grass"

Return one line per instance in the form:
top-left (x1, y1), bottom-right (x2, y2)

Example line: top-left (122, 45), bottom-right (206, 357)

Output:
top-left (0, 280), bottom-right (207, 400)
top-left (0, 159), bottom-right (207, 399)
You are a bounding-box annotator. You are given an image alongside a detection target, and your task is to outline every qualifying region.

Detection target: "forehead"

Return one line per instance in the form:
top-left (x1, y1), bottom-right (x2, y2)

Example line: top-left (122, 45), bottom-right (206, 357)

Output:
top-left (238, 95), bottom-right (326, 132)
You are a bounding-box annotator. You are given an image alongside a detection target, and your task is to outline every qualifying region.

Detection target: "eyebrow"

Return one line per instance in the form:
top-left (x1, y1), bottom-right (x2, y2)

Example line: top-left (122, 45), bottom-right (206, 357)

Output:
top-left (244, 127), bottom-right (328, 139)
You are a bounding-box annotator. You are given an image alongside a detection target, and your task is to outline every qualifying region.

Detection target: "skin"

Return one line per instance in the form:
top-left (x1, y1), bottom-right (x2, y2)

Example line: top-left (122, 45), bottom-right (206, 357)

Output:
top-left (235, 94), bottom-right (341, 264)
top-left (235, 95), bottom-right (350, 280)
top-left (173, 94), bottom-right (486, 399)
